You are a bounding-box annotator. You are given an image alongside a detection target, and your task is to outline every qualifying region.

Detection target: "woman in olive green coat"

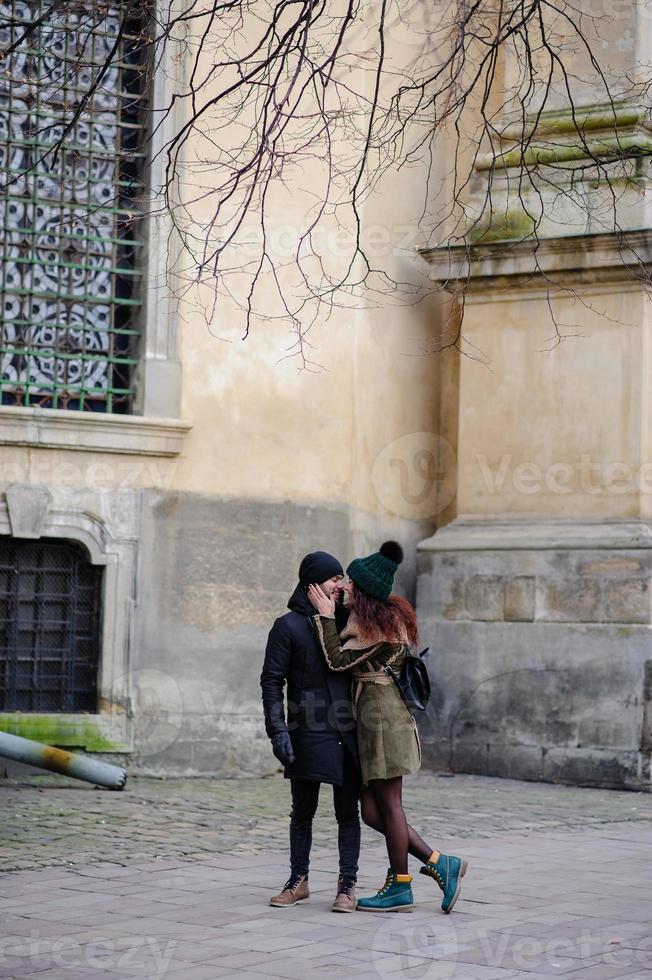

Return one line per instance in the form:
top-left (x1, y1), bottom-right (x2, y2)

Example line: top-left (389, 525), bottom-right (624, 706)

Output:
top-left (314, 607), bottom-right (420, 785)
top-left (308, 541), bottom-right (468, 915)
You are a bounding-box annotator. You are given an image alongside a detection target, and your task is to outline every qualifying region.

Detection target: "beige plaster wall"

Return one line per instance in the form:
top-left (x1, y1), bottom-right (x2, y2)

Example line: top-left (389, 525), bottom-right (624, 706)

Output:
top-left (456, 286), bottom-right (647, 518)
top-left (169, 237), bottom-right (444, 520)
top-left (0, 11), bottom-right (450, 535)
top-left (159, 10), bottom-right (449, 524)
top-left (502, 1), bottom-right (642, 113)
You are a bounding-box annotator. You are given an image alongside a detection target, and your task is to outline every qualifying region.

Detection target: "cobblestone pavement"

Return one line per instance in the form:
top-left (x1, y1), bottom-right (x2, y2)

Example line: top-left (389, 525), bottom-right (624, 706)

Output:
top-left (1, 771), bottom-right (651, 874)
top-left (1, 773), bottom-right (652, 979)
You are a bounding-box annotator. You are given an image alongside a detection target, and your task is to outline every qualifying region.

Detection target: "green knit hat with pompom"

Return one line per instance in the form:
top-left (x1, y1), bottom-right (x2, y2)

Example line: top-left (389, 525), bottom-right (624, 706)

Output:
top-left (346, 540), bottom-right (404, 600)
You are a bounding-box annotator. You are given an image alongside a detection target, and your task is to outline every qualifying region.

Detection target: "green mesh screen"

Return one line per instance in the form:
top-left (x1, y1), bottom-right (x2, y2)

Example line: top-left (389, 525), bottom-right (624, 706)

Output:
top-left (0, 1), bottom-right (150, 412)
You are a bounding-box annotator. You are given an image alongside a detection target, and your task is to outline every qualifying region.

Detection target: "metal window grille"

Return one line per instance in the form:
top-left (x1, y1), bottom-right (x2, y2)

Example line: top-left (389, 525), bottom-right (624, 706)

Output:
top-left (0, 537), bottom-right (103, 712)
top-left (0, 1), bottom-right (151, 412)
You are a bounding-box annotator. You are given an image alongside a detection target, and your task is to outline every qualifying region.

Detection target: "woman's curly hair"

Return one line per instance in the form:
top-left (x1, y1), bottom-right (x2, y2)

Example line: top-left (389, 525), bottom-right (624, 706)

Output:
top-left (350, 583), bottom-right (419, 646)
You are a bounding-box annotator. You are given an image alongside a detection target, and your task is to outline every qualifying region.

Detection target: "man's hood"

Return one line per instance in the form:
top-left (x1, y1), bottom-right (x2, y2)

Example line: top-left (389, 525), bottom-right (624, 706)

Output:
top-left (287, 582), bottom-right (316, 616)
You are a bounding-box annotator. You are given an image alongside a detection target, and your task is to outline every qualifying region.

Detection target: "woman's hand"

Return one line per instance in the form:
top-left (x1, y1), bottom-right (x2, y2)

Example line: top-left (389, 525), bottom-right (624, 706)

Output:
top-left (307, 583), bottom-right (335, 617)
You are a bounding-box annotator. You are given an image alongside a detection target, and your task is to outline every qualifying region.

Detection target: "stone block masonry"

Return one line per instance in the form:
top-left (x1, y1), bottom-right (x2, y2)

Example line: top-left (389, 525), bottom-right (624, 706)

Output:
top-left (416, 519), bottom-right (652, 791)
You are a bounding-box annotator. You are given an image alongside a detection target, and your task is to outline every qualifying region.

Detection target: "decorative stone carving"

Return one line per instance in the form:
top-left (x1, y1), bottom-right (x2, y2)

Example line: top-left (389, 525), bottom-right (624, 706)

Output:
top-left (467, 101), bottom-right (652, 244)
top-left (4, 484), bottom-right (52, 538)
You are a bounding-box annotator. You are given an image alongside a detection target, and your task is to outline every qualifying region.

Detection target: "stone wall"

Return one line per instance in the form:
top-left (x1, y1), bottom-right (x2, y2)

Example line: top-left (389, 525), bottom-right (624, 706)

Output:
top-left (131, 490), bottom-right (432, 776)
top-left (0, 476), bottom-right (434, 778)
top-left (416, 519), bottom-right (652, 790)
top-left (0, 3), bottom-right (447, 778)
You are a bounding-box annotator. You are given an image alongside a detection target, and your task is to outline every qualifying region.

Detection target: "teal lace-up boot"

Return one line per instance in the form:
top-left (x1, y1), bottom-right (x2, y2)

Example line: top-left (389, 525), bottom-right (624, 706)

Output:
top-left (419, 852), bottom-right (468, 913)
top-left (356, 869), bottom-right (414, 912)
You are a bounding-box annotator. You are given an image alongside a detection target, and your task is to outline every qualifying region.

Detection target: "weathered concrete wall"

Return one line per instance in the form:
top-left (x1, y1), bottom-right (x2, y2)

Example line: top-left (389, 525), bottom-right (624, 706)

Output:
top-left (417, 524), bottom-right (652, 790)
top-left (0, 476), bottom-right (434, 776)
top-left (131, 491), bottom-right (433, 776)
top-left (0, 96), bottom-right (445, 777)
top-left (115, 13), bottom-right (448, 774)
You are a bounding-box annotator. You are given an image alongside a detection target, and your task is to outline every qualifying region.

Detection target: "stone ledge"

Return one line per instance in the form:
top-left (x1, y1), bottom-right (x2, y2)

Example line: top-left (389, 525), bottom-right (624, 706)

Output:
top-left (418, 229), bottom-right (652, 293)
top-left (0, 406), bottom-right (191, 456)
top-left (420, 738), bottom-right (646, 790)
top-left (475, 100), bottom-right (652, 171)
top-left (419, 516), bottom-right (652, 551)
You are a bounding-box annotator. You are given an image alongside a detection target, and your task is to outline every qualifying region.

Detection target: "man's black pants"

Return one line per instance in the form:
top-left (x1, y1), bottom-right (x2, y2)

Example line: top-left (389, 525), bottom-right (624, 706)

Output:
top-left (289, 749), bottom-right (360, 881)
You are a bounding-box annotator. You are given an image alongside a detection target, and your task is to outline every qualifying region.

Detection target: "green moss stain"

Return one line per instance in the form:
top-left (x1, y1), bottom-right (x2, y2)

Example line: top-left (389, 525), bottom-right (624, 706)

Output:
top-left (476, 125), bottom-right (652, 172)
top-left (468, 209), bottom-right (536, 243)
top-left (476, 135), bottom-right (652, 172)
top-left (0, 714), bottom-right (128, 752)
top-left (510, 104), bottom-right (644, 139)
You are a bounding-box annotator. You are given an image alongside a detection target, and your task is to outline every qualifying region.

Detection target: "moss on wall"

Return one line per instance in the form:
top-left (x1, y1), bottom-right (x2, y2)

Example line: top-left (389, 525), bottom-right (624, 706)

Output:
top-left (0, 714), bottom-right (129, 753)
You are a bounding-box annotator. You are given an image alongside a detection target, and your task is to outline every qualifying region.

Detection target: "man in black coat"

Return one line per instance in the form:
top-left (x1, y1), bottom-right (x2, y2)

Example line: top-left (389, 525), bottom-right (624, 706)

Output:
top-left (260, 551), bottom-right (361, 912)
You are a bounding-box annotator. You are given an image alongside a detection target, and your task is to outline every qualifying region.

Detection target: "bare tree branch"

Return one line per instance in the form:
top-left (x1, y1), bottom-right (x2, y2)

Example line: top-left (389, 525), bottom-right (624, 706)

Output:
top-left (1, 0), bottom-right (649, 361)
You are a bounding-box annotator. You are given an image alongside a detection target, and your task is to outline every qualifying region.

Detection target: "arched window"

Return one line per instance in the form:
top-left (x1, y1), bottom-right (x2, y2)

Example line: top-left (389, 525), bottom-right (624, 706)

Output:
top-left (0, 537), bottom-right (103, 711)
top-left (0, 1), bottom-right (150, 412)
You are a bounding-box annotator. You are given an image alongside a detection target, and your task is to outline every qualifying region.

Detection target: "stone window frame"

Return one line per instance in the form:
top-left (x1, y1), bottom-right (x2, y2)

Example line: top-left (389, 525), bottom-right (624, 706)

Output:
top-left (0, 4), bottom-right (191, 457)
top-left (0, 486), bottom-right (136, 752)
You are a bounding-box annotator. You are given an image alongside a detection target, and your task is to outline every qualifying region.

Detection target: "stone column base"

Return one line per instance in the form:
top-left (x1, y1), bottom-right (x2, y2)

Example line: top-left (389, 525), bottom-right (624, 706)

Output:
top-left (416, 517), bottom-right (652, 790)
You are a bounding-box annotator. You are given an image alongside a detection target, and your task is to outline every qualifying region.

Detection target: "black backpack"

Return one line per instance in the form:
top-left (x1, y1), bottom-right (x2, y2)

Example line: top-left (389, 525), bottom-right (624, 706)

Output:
top-left (384, 647), bottom-right (431, 712)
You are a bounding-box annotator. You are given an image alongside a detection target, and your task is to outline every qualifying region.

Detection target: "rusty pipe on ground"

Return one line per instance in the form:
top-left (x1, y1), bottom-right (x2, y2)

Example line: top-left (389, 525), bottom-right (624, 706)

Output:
top-left (0, 731), bottom-right (127, 790)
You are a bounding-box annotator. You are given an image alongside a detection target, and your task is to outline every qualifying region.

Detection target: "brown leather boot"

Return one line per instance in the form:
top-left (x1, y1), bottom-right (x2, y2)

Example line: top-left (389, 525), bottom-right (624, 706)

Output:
top-left (269, 874), bottom-right (310, 907)
top-left (331, 876), bottom-right (356, 913)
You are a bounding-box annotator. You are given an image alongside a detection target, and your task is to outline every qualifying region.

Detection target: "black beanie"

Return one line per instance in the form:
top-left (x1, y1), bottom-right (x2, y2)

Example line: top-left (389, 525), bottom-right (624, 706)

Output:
top-left (298, 551), bottom-right (343, 586)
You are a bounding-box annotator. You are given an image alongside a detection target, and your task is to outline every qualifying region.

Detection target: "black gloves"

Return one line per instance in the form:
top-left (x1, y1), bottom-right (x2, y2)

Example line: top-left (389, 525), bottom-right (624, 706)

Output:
top-left (271, 731), bottom-right (295, 767)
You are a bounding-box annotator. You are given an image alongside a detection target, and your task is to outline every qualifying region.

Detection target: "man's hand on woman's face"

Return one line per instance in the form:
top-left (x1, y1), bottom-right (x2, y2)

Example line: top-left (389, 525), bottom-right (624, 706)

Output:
top-left (307, 583), bottom-right (335, 616)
